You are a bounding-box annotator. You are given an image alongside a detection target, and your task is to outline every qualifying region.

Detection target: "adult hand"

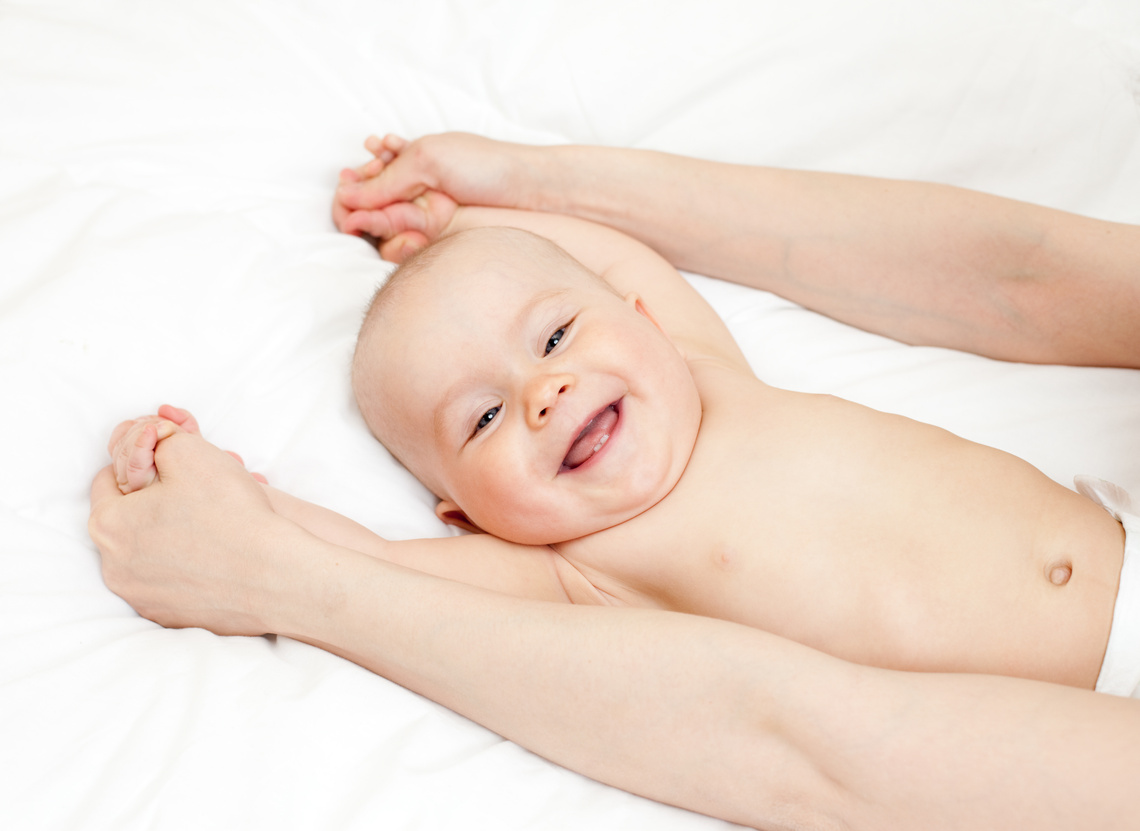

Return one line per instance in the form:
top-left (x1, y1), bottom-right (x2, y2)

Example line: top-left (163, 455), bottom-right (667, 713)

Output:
top-left (89, 430), bottom-right (285, 636)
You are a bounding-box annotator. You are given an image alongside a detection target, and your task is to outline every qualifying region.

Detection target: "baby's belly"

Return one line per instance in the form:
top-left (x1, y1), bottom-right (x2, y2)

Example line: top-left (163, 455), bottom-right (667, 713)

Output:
top-left (674, 484), bottom-right (1123, 688)
top-left (572, 448), bottom-right (1126, 689)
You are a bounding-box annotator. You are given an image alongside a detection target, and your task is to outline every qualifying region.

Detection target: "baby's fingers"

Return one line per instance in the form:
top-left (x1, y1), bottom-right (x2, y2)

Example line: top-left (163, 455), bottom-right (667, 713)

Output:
top-left (377, 231), bottom-right (430, 264)
top-left (114, 422), bottom-right (161, 494)
top-left (340, 201), bottom-right (429, 240)
top-left (108, 416), bottom-right (167, 456)
top-left (108, 418), bottom-right (138, 457)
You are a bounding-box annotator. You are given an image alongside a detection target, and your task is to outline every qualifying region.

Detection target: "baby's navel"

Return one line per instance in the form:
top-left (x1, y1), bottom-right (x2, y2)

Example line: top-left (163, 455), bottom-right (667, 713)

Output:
top-left (1047, 561), bottom-right (1073, 586)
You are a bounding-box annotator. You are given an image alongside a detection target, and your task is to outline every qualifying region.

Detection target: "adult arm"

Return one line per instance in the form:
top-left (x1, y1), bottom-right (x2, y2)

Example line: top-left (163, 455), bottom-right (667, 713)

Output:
top-left (89, 433), bottom-right (1140, 830)
top-left (299, 563), bottom-right (1140, 831)
top-left (336, 133), bottom-right (1140, 367)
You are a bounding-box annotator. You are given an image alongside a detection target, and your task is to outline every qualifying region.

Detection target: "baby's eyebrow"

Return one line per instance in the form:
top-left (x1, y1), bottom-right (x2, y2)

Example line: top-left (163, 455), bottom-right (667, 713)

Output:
top-left (516, 288), bottom-right (571, 327)
top-left (433, 380), bottom-right (473, 448)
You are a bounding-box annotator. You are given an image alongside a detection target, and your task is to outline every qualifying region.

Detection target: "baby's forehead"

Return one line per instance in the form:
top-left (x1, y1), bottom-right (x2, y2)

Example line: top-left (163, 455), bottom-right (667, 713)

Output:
top-left (393, 250), bottom-right (593, 328)
top-left (365, 253), bottom-right (571, 367)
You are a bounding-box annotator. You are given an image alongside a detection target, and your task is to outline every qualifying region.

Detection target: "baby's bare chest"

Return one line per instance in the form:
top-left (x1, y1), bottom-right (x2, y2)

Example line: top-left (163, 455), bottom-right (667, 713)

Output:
top-left (553, 380), bottom-right (1073, 654)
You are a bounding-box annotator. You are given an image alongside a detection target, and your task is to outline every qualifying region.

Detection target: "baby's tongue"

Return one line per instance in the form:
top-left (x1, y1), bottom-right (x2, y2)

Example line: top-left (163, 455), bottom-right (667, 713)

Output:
top-left (564, 405), bottom-right (618, 469)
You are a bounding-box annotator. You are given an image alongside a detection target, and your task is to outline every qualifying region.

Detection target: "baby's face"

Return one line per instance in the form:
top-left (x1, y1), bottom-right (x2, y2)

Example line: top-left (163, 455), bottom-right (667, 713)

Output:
top-left (361, 242), bottom-right (701, 545)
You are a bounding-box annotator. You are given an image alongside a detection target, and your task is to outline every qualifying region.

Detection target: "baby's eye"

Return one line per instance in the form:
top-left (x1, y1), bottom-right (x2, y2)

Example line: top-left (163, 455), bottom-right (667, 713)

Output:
top-left (545, 327), bottom-right (566, 355)
top-left (475, 406), bottom-right (500, 434)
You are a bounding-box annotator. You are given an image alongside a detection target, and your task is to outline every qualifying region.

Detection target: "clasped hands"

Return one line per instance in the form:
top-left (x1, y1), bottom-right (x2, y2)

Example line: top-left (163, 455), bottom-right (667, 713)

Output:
top-left (89, 405), bottom-right (282, 636)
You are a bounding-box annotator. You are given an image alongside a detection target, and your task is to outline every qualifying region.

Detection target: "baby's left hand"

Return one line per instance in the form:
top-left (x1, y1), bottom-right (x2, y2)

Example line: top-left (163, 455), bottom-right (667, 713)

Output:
top-left (333, 135), bottom-right (458, 263)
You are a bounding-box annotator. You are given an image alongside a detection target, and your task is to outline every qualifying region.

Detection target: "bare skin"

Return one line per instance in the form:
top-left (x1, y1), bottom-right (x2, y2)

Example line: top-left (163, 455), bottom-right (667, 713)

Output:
top-left (337, 133), bottom-right (1140, 368)
top-left (113, 205), bottom-right (1125, 689)
top-left (89, 134), bottom-right (1140, 829)
top-left (340, 176), bottom-right (1124, 690)
top-left (86, 443), bottom-right (1140, 830)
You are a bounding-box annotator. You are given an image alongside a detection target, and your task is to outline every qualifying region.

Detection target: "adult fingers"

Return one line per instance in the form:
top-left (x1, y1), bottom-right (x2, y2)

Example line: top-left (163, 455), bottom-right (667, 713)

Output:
top-left (88, 464), bottom-right (124, 552)
top-left (336, 149), bottom-right (432, 212)
top-left (157, 404), bottom-right (199, 434)
top-left (90, 464), bottom-right (121, 511)
top-left (364, 133), bottom-right (407, 161)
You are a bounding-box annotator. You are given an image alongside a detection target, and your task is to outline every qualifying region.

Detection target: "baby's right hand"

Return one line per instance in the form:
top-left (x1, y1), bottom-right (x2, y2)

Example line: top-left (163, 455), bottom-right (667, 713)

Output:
top-left (108, 414), bottom-right (187, 495)
top-left (108, 405), bottom-right (265, 495)
top-left (109, 405), bottom-right (203, 494)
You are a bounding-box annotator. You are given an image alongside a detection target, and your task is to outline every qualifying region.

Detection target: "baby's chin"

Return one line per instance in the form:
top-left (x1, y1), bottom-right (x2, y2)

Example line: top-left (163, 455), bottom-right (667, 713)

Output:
top-left (478, 500), bottom-right (658, 546)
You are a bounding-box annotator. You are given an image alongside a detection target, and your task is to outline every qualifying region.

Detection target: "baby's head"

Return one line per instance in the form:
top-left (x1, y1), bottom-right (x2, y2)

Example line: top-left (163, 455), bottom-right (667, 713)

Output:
top-left (352, 227), bottom-right (701, 545)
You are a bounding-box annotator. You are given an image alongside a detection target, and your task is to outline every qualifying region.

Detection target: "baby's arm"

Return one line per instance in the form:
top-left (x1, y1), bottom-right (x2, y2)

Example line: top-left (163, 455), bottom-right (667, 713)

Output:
top-left (107, 410), bottom-right (589, 604)
top-left (336, 133), bottom-right (1140, 368)
top-left (337, 150), bottom-right (748, 367)
top-left (261, 485), bottom-right (591, 604)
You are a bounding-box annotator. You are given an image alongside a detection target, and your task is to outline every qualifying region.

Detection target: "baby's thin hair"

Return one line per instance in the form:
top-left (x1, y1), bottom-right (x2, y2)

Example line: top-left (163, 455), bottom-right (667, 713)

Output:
top-left (357, 232), bottom-right (462, 339)
top-left (358, 226), bottom-right (613, 335)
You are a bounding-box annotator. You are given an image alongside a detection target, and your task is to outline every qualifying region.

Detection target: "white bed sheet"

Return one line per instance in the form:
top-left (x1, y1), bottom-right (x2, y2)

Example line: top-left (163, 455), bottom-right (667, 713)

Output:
top-left (2, 1), bottom-right (1139, 829)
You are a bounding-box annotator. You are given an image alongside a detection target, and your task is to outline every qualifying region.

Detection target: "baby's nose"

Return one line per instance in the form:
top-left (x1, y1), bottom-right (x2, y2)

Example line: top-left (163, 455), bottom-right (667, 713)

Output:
top-left (536, 389), bottom-right (567, 418)
top-left (526, 374), bottom-right (572, 427)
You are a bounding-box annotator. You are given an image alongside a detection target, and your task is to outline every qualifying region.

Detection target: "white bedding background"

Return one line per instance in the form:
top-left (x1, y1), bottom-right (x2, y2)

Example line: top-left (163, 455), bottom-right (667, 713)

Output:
top-left (2, 1), bottom-right (1139, 828)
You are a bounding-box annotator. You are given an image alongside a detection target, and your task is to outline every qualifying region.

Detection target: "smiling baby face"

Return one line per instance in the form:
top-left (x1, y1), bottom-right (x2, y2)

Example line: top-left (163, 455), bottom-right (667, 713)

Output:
top-left (352, 227), bottom-right (701, 545)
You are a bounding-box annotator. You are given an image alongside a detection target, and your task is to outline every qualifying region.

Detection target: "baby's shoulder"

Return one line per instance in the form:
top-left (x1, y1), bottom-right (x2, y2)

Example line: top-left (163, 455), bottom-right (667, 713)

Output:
top-left (686, 357), bottom-right (806, 428)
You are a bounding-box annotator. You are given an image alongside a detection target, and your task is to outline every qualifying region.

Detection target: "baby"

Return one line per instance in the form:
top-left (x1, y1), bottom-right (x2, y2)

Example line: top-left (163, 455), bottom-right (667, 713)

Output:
top-left (109, 134), bottom-right (1140, 696)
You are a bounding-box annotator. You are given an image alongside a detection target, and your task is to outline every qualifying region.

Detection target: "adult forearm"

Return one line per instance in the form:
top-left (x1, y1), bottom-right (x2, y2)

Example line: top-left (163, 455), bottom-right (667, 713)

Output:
top-left (533, 145), bottom-right (1140, 366)
top-left (272, 536), bottom-right (842, 829)
top-left (341, 132), bottom-right (1138, 365)
top-left (271, 532), bottom-right (1140, 831)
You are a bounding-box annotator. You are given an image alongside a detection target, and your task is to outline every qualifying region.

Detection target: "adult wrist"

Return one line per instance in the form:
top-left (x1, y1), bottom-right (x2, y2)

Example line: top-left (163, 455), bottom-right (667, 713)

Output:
top-left (530, 144), bottom-right (628, 227)
top-left (248, 519), bottom-right (344, 638)
top-left (524, 143), bottom-right (576, 215)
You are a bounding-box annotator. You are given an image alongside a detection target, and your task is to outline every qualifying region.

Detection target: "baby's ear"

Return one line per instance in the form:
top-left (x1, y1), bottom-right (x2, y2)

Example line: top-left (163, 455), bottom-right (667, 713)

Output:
top-left (435, 500), bottom-right (484, 534)
top-left (625, 292), bottom-right (689, 357)
top-left (624, 292), bottom-right (666, 334)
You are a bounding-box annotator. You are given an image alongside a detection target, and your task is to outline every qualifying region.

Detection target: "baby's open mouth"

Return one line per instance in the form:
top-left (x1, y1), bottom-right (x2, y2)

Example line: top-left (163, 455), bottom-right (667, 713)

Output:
top-left (562, 403), bottom-right (619, 470)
